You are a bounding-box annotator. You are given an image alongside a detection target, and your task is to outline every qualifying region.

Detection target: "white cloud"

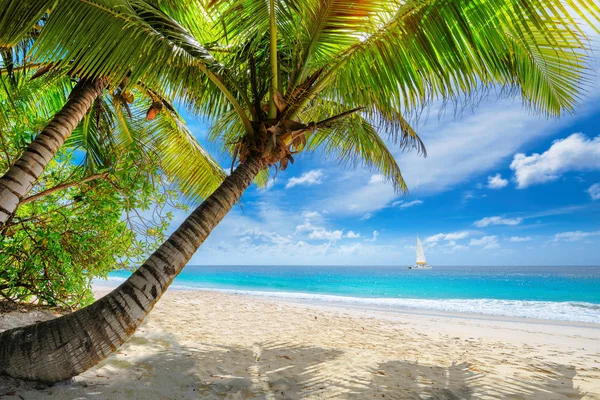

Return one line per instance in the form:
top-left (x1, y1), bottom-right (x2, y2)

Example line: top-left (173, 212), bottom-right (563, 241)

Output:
top-left (469, 235), bottom-right (500, 249)
top-left (425, 231), bottom-right (470, 243)
top-left (366, 230), bottom-right (379, 242)
top-left (286, 170), bottom-right (324, 189)
top-left (424, 233), bottom-right (445, 243)
top-left (264, 178), bottom-right (276, 190)
top-left (473, 216), bottom-right (522, 228)
top-left (487, 173), bottom-right (508, 189)
top-left (509, 236), bottom-right (532, 242)
top-left (462, 191), bottom-right (475, 201)
top-left (522, 205), bottom-right (586, 220)
top-left (346, 231), bottom-right (361, 239)
top-left (308, 228), bottom-right (343, 241)
top-left (445, 231), bottom-right (470, 241)
top-left (302, 211), bottom-right (321, 219)
top-left (450, 245), bottom-right (469, 252)
top-left (295, 220), bottom-right (317, 232)
top-left (201, 203), bottom-right (300, 247)
top-left (553, 231), bottom-right (600, 242)
top-left (588, 183), bottom-right (600, 201)
top-left (242, 229), bottom-right (292, 245)
top-left (322, 174), bottom-right (398, 215)
top-left (391, 200), bottom-right (404, 207)
top-left (399, 200), bottom-right (423, 208)
top-left (296, 217), bottom-right (343, 241)
top-left (360, 213), bottom-right (372, 220)
top-left (183, 201), bottom-right (412, 265)
top-left (510, 133), bottom-right (600, 188)
top-left (389, 99), bottom-right (597, 195)
top-left (369, 175), bottom-right (385, 184)
top-left (338, 243), bottom-right (364, 255)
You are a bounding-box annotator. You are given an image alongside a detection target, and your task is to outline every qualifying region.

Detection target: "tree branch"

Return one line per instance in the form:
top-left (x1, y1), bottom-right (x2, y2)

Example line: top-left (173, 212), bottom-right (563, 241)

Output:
top-left (315, 107), bottom-right (364, 128)
top-left (20, 172), bottom-right (109, 205)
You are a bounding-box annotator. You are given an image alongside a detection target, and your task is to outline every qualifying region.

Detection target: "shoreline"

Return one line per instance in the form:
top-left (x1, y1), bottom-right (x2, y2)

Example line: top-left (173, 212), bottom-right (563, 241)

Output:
top-left (264, 295), bottom-right (600, 329)
top-left (97, 286), bottom-right (600, 352)
top-left (94, 282), bottom-right (600, 327)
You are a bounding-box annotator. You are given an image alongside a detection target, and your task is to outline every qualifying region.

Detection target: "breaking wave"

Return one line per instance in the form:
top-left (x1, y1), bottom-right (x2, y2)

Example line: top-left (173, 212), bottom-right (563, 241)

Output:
top-left (186, 287), bottom-right (600, 324)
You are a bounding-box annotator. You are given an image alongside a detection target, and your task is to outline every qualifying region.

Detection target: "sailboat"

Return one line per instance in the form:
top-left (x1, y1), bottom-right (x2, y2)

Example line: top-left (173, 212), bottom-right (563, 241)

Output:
top-left (407, 236), bottom-right (431, 269)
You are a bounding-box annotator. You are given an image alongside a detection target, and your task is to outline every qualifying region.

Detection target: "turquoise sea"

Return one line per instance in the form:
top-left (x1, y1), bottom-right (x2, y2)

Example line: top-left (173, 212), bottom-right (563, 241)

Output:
top-left (107, 265), bottom-right (600, 324)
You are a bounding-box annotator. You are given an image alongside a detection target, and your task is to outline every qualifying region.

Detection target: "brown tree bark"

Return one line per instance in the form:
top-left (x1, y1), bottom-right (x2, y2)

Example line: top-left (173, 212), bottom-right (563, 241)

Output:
top-left (0, 78), bottom-right (107, 230)
top-left (0, 155), bottom-right (264, 383)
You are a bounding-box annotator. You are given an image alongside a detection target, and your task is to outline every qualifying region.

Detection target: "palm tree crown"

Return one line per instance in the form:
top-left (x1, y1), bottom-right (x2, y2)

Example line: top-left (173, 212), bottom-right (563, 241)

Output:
top-left (5, 0), bottom-right (598, 191)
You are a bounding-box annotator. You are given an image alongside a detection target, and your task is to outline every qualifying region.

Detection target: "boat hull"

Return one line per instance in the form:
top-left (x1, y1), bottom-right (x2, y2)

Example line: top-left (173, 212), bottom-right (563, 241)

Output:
top-left (407, 265), bottom-right (432, 270)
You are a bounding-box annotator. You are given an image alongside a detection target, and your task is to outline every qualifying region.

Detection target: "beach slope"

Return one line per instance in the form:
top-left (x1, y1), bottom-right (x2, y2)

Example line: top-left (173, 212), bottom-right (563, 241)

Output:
top-left (1, 290), bottom-right (599, 399)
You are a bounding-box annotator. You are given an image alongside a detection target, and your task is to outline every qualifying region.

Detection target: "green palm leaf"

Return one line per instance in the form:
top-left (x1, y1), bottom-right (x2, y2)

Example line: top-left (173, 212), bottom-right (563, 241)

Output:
top-left (300, 100), bottom-right (418, 191)
top-left (308, 116), bottom-right (408, 191)
top-left (0, 65), bottom-right (72, 137)
top-left (309, 0), bottom-right (599, 118)
top-left (0, 0), bottom-right (52, 47)
top-left (67, 90), bottom-right (225, 204)
top-left (152, 109), bottom-right (226, 204)
top-left (6, 0), bottom-right (600, 197)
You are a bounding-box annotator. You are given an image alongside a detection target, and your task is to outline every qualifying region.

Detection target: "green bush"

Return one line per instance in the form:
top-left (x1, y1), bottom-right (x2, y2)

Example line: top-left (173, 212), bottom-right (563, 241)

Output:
top-left (0, 149), bottom-right (183, 308)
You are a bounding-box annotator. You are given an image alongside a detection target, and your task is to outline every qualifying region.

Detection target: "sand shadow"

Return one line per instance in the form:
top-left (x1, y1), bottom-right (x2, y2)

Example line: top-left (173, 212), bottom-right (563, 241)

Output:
top-left (0, 334), bottom-right (204, 399)
top-left (473, 362), bottom-right (585, 400)
top-left (0, 335), bottom-right (588, 399)
top-left (0, 336), bottom-right (345, 399)
top-left (344, 359), bottom-right (586, 400)
top-left (172, 340), bottom-right (347, 399)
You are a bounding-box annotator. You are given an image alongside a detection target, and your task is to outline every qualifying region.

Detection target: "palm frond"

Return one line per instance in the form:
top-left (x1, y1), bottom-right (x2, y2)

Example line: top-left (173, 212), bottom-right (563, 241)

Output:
top-left (0, 0), bottom-right (52, 47)
top-left (67, 95), bottom-right (116, 172)
top-left (291, 0), bottom-right (385, 85)
top-left (253, 168), bottom-right (270, 188)
top-left (0, 66), bottom-right (72, 135)
top-left (23, 0), bottom-right (254, 133)
top-left (153, 108), bottom-right (226, 204)
top-left (207, 108), bottom-right (246, 155)
top-left (67, 88), bottom-right (226, 204)
top-left (306, 112), bottom-right (408, 192)
top-left (316, 0), bottom-right (599, 117)
top-left (300, 100), bottom-right (415, 191)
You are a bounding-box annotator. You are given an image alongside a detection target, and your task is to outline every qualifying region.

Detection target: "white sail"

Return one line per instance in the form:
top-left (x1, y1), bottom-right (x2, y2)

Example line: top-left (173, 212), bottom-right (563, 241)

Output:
top-left (415, 236), bottom-right (427, 265)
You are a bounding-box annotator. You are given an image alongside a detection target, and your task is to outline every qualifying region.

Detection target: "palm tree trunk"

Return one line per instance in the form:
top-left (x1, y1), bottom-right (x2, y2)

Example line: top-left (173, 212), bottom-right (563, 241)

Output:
top-left (0, 155), bottom-right (264, 383)
top-left (0, 78), bottom-right (107, 230)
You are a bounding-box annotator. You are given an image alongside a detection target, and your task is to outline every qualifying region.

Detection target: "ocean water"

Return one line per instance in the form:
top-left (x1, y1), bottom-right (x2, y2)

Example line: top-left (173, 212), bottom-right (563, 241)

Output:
top-left (106, 265), bottom-right (600, 324)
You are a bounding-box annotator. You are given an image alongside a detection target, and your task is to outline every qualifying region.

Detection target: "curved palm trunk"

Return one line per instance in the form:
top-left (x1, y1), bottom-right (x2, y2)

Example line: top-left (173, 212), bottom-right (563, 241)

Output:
top-left (0, 78), bottom-right (106, 230)
top-left (0, 155), bottom-right (263, 383)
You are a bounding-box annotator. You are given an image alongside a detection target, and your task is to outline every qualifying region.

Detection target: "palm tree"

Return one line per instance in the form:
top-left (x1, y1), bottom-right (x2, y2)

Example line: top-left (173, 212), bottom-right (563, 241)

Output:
top-left (1, 0), bottom-right (598, 383)
top-left (0, 77), bottom-right (108, 227)
top-left (0, 64), bottom-right (225, 229)
top-left (0, 75), bottom-right (221, 307)
top-left (0, 0), bottom-right (231, 228)
top-left (0, 55), bottom-right (224, 194)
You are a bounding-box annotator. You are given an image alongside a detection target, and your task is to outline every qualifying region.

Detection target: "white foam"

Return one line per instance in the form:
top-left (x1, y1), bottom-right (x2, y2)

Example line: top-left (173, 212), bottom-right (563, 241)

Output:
top-left (92, 276), bottom-right (127, 286)
top-left (92, 278), bottom-right (600, 324)
top-left (184, 287), bottom-right (600, 324)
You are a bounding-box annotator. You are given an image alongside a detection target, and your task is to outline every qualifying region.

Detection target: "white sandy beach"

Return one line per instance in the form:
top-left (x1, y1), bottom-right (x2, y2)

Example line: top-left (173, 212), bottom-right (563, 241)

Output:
top-left (1, 289), bottom-right (599, 399)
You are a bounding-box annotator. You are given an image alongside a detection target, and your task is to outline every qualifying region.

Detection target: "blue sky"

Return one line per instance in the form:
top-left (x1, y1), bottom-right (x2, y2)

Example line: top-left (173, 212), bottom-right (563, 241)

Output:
top-left (170, 49), bottom-right (600, 267)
